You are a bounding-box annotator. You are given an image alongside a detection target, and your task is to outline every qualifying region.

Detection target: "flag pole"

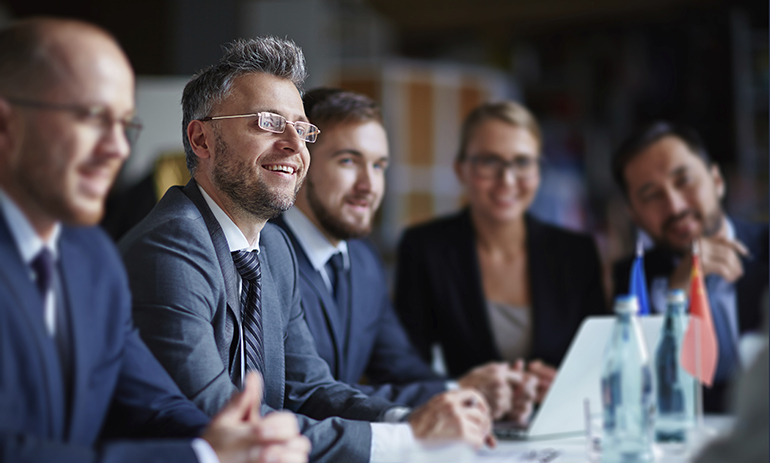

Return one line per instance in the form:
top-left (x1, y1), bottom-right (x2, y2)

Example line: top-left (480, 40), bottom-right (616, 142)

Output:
top-left (691, 240), bottom-right (715, 441)
top-left (693, 241), bottom-right (704, 431)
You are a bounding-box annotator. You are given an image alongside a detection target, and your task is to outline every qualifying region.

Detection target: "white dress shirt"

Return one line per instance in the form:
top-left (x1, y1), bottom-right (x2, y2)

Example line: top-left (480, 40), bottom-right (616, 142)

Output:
top-left (0, 188), bottom-right (60, 336)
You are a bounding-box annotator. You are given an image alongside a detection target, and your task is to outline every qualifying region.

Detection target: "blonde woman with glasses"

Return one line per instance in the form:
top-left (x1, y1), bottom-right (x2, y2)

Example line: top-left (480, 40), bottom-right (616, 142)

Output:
top-left (395, 101), bottom-right (607, 407)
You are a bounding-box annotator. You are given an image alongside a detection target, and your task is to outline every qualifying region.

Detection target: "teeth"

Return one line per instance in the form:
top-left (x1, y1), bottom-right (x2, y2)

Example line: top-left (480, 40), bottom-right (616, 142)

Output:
top-left (266, 165), bottom-right (295, 174)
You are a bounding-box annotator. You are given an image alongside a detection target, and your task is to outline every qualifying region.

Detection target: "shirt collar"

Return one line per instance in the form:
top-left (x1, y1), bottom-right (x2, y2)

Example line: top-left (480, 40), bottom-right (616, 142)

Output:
top-left (282, 206), bottom-right (348, 272)
top-left (0, 188), bottom-right (61, 264)
top-left (198, 184), bottom-right (260, 253)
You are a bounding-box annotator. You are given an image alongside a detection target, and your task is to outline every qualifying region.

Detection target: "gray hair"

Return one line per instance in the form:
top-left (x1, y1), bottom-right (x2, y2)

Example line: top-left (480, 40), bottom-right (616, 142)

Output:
top-left (181, 36), bottom-right (308, 176)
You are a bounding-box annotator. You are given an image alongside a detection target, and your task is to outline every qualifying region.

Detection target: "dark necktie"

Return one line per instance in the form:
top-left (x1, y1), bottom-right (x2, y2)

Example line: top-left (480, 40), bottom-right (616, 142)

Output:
top-left (325, 252), bottom-right (349, 321)
top-left (705, 274), bottom-right (739, 381)
top-left (31, 248), bottom-right (54, 302)
top-left (232, 250), bottom-right (265, 375)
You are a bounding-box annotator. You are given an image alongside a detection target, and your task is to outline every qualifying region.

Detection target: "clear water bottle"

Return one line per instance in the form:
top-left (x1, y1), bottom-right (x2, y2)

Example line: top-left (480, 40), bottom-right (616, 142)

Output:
top-left (654, 289), bottom-right (696, 442)
top-left (601, 295), bottom-right (655, 463)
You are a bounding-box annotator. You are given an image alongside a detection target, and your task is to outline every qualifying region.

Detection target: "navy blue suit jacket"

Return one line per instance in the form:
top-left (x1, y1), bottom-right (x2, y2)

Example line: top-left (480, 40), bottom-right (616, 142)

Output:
top-left (395, 210), bottom-right (608, 377)
top-left (273, 216), bottom-right (446, 407)
top-left (612, 218), bottom-right (769, 412)
top-left (0, 212), bottom-right (209, 462)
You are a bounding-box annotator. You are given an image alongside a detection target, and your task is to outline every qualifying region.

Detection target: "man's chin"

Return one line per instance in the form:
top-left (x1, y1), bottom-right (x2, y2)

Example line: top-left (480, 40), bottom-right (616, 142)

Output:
top-left (661, 234), bottom-right (695, 255)
top-left (63, 203), bottom-right (104, 227)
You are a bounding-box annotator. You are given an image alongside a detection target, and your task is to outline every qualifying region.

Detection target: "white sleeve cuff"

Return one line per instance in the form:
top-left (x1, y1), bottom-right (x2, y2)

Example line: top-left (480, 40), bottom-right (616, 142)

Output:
top-left (382, 406), bottom-right (411, 423)
top-left (191, 438), bottom-right (221, 463)
top-left (370, 422), bottom-right (415, 463)
top-left (445, 380), bottom-right (460, 390)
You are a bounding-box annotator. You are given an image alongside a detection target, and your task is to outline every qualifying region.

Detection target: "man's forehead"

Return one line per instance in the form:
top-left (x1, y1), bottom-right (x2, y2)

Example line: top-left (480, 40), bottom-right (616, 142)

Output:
top-left (224, 72), bottom-right (305, 119)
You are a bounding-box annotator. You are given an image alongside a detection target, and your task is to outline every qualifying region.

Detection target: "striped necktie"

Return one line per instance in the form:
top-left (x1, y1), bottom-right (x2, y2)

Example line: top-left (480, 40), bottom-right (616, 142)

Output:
top-left (231, 250), bottom-right (265, 375)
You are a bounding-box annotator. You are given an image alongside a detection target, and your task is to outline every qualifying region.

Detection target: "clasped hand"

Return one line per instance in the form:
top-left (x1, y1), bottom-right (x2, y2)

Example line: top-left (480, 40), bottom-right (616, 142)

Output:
top-left (202, 372), bottom-right (311, 463)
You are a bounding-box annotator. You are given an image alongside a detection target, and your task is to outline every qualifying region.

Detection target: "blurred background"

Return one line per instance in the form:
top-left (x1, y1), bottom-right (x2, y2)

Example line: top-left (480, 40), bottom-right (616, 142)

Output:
top-left (1, 0), bottom-right (766, 293)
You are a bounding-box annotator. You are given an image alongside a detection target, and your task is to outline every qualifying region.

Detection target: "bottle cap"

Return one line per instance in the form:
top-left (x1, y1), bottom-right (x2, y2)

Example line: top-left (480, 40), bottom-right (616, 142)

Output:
top-left (666, 289), bottom-right (687, 304)
top-left (614, 295), bottom-right (639, 314)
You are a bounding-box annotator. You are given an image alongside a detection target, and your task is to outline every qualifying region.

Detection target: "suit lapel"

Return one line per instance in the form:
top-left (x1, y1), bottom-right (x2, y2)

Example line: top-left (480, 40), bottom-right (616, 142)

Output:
top-left (452, 211), bottom-right (501, 361)
top-left (343, 246), bottom-right (366, 372)
top-left (254, 243), bottom-right (285, 405)
top-left (0, 214), bottom-right (66, 438)
top-left (273, 217), bottom-right (345, 374)
top-left (58, 229), bottom-right (91, 439)
top-left (181, 180), bottom-right (242, 377)
top-left (525, 216), bottom-right (547, 359)
top-left (733, 220), bottom-right (767, 332)
top-left (182, 180), bottom-right (240, 318)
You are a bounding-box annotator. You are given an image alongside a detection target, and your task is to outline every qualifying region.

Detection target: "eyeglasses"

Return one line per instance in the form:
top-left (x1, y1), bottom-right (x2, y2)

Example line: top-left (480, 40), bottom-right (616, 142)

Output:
top-left (200, 111), bottom-right (320, 143)
top-left (466, 155), bottom-right (542, 180)
top-left (5, 97), bottom-right (143, 146)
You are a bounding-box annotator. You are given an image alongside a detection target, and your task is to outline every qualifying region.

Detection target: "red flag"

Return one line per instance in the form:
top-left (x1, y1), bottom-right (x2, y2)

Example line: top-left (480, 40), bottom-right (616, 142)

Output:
top-left (680, 253), bottom-right (719, 386)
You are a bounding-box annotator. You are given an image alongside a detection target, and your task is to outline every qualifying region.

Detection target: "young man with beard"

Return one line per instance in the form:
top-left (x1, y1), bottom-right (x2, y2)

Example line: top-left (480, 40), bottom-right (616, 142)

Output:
top-left (611, 121), bottom-right (769, 412)
top-left (120, 38), bottom-right (495, 463)
top-left (272, 88), bottom-right (537, 423)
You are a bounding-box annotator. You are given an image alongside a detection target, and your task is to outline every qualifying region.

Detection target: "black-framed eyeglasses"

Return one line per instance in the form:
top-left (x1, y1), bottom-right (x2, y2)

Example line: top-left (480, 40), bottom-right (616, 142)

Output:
top-left (5, 97), bottom-right (143, 146)
top-left (466, 154), bottom-right (542, 180)
top-left (199, 111), bottom-right (320, 143)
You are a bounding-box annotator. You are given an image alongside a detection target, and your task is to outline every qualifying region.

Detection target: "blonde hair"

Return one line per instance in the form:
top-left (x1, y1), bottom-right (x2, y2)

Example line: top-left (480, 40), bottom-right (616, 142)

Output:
top-left (457, 101), bottom-right (542, 161)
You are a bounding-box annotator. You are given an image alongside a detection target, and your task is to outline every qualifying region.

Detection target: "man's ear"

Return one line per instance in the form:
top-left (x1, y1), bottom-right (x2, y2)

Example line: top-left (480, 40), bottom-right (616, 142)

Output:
top-left (187, 120), bottom-right (213, 160)
top-left (710, 163), bottom-right (726, 200)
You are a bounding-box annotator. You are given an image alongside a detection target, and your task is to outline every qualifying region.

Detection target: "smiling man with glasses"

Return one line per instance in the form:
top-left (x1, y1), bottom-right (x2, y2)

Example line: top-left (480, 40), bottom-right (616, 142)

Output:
top-left (0, 18), bottom-right (311, 463)
top-left (119, 36), bottom-right (493, 463)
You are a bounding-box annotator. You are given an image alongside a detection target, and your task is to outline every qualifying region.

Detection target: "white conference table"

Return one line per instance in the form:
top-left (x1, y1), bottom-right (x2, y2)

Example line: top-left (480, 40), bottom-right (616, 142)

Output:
top-left (405, 416), bottom-right (734, 463)
top-left (484, 416), bottom-right (733, 463)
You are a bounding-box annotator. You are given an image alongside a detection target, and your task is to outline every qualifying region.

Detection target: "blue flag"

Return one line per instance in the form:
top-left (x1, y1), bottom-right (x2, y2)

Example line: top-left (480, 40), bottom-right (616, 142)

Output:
top-left (630, 241), bottom-right (651, 315)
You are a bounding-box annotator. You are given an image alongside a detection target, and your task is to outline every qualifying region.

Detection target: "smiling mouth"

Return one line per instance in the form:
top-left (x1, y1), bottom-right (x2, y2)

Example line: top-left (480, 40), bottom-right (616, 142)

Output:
top-left (264, 164), bottom-right (296, 175)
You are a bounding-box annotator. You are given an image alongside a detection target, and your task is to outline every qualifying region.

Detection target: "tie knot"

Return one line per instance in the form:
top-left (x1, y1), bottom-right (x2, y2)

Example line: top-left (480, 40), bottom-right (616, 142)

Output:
top-left (232, 250), bottom-right (261, 281)
top-left (328, 252), bottom-right (345, 273)
top-left (31, 248), bottom-right (54, 295)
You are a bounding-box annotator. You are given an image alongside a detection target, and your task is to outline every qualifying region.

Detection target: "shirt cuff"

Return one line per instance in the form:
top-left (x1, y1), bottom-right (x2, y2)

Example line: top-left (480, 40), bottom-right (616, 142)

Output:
top-left (192, 438), bottom-right (221, 463)
top-left (445, 380), bottom-right (460, 390)
top-left (382, 406), bottom-right (411, 423)
top-left (370, 422), bottom-right (415, 463)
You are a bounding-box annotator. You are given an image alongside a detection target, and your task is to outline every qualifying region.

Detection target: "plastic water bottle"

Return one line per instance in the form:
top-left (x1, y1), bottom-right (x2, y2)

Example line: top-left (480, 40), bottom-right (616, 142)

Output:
top-left (654, 289), bottom-right (696, 442)
top-left (601, 295), bottom-right (655, 463)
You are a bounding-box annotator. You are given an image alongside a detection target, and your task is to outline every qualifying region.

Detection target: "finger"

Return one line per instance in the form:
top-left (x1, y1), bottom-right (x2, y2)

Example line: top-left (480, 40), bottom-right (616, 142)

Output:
top-left (217, 372), bottom-right (260, 424)
top-left (730, 239), bottom-right (750, 257)
top-left (710, 236), bottom-right (750, 257)
top-left (461, 407), bottom-right (491, 428)
top-left (485, 433), bottom-right (498, 449)
top-left (256, 444), bottom-right (309, 463)
top-left (506, 370), bottom-right (525, 386)
top-left (256, 412), bottom-right (301, 442)
top-left (245, 372), bottom-right (264, 424)
top-left (285, 435), bottom-right (312, 453)
top-left (511, 359), bottom-right (525, 372)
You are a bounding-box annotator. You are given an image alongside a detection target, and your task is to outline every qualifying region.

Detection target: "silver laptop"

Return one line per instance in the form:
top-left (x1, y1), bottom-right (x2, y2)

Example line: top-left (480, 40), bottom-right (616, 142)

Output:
top-left (494, 315), bottom-right (664, 440)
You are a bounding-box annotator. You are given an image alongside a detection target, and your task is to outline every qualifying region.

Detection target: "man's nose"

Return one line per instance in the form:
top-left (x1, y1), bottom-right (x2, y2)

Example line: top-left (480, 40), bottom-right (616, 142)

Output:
top-left (98, 122), bottom-right (131, 161)
top-left (355, 165), bottom-right (374, 193)
top-left (278, 124), bottom-right (305, 153)
top-left (663, 188), bottom-right (688, 215)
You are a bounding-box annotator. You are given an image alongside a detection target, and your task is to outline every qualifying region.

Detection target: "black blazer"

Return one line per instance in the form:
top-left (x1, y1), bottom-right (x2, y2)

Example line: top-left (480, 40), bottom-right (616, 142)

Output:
top-left (394, 210), bottom-right (607, 377)
top-left (612, 218), bottom-right (769, 412)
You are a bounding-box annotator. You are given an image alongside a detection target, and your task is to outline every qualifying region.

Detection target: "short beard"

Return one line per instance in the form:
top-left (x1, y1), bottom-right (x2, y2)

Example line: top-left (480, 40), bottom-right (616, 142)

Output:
top-left (211, 130), bottom-right (301, 222)
top-left (306, 176), bottom-right (372, 241)
top-left (660, 206), bottom-right (725, 254)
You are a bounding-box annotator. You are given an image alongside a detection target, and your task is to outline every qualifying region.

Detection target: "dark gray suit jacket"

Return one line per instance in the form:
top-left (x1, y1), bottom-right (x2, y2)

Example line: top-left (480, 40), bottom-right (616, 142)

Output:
top-left (119, 180), bottom-right (395, 463)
